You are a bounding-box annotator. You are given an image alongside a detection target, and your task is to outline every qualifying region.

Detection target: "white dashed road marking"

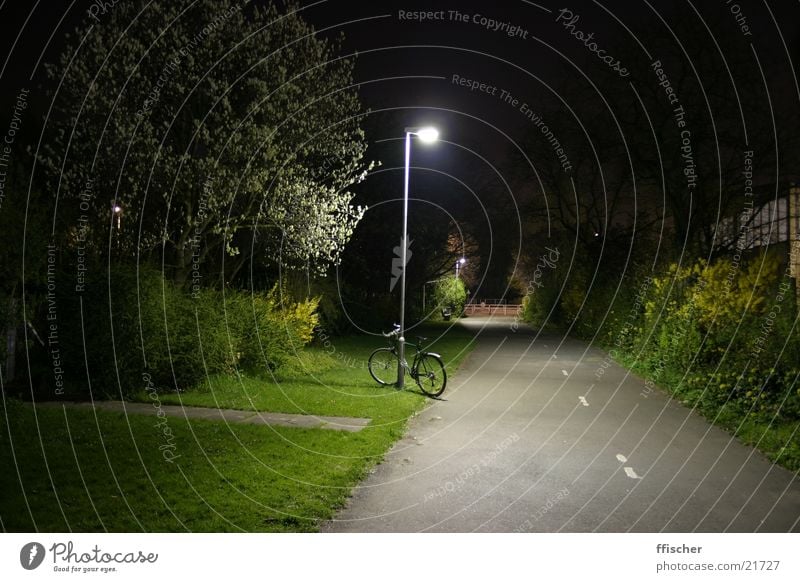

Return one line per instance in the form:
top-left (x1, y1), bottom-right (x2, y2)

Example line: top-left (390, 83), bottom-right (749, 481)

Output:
top-left (624, 467), bottom-right (642, 479)
top-left (616, 453), bottom-right (642, 479)
top-left (561, 369), bottom-right (568, 376)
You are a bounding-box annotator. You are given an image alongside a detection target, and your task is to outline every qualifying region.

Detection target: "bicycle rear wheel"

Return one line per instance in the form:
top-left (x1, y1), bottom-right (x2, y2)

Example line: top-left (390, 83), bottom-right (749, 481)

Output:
top-left (368, 348), bottom-right (399, 386)
top-left (415, 353), bottom-right (447, 397)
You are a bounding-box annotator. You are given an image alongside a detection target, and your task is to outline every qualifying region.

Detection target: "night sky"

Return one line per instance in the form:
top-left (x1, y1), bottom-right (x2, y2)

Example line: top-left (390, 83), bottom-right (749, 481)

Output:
top-left (3, 1), bottom-right (798, 150)
top-left (1, 0), bottom-right (799, 300)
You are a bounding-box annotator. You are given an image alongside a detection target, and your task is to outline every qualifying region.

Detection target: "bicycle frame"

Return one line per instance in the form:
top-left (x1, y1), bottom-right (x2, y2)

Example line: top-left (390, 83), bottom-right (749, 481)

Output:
top-left (370, 327), bottom-right (447, 396)
top-left (386, 335), bottom-right (440, 379)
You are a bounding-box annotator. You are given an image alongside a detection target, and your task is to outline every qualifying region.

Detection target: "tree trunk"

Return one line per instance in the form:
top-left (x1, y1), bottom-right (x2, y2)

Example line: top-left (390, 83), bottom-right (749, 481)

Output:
top-left (4, 297), bottom-right (16, 383)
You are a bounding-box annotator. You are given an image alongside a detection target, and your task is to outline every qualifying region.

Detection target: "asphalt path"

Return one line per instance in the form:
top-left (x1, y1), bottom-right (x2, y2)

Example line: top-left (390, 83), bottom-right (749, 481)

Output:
top-left (324, 316), bottom-right (800, 532)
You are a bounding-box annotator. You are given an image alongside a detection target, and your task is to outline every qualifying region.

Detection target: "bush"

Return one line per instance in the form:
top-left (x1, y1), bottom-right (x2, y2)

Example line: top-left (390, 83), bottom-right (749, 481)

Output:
top-left (521, 285), bottom-right (561, 328)
top-left (41, 266), bottom-right (318, 399)
top-left (432, 277), bottom-right (467, 318)
top-left (593, 252), bottom-right (799, 420)
top-left (226, 285), bottom-right (319, 371)
top-left (162, 286), bottom-right (236, 389)
top-left (52, 266), bottom-right (233, 397)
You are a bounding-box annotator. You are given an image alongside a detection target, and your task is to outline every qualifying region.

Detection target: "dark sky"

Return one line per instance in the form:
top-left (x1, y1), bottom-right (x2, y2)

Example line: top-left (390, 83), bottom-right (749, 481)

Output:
top-left (1, 0), bottom-right (799, 298)
top-left (291, 0), bottom-right (800, 203)
top-left (303, 0), bottom-right (799, 138)
top-left (4, 1), bottom-right (797, 139)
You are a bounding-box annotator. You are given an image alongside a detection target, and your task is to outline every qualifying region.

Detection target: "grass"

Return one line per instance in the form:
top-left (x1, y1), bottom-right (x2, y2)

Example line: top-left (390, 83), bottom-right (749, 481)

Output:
top-left (145, 324), bottom-right (475, 421)
top-left (713, 406), bottom-right (800, 471)
top-left (0, 322), bottom-right (476, 532)
top-left (614, 353), bottom-right (800, 473)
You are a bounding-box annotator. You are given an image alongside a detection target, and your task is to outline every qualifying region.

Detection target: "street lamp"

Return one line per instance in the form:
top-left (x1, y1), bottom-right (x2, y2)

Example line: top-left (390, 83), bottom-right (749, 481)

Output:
top-left (111, 201), bottom-right (122, 230)
top-left (416, 127), bottom-right (439, 143)
top-left (397, 125), bottom-right (439, 388)
top-left (455, 257), bottom-right (466, 277)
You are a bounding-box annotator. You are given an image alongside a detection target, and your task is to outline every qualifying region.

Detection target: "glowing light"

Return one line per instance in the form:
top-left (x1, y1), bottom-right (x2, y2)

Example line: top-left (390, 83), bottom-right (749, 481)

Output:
top-left (416, 127), bottom-right (439, 143)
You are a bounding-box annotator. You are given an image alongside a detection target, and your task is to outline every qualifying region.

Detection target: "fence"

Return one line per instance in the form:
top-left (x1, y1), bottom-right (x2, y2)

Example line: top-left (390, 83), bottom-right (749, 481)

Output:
top-left (463, 303), bottom-right (523, 316)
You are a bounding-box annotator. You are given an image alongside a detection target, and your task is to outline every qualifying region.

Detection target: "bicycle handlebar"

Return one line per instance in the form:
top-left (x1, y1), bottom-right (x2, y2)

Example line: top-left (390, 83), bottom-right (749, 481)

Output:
top-left (382, 324), bottom-right (401, 338)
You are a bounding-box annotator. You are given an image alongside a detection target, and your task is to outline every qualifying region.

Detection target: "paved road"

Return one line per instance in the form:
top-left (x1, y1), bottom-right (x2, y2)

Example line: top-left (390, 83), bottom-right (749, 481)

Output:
top-left (325, 316), bottom-right (800, 532)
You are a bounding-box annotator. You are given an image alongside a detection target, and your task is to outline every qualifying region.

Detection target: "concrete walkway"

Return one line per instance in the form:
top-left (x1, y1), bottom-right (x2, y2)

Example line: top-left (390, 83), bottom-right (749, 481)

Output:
top-left (325, 316), bottom-right (800, 532)
top-left (37, 400), bottom-right (371, 432)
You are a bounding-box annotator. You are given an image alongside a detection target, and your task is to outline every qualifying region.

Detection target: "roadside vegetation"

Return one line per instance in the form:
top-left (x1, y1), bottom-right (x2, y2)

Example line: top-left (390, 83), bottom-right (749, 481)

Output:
top-left (522, 247), bottom-right (800, 471)
top-left (0, 322), bottom-right (475, 532)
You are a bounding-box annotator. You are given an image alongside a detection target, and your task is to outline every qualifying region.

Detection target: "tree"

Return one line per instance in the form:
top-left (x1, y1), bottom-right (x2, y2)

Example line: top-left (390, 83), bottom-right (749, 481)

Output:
top-left (514, 6), bottom-right (799, 268)
top-left (0, 87), bottom-right (51, 387)
top-left (432, 277), bottom-right (467, 317)
top-left (618, 6), bottom-right (800, 255)
top-left (0, 157), bottom-right (50, 385)
top-left (39, 0), bottom-right (372, 285)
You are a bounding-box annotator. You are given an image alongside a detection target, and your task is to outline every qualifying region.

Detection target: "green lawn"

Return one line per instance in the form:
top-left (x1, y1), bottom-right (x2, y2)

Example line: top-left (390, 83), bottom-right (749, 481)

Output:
top-left (0, 323), bottom-right (475, 532)
top-left (147, 325), bottom-right (475, 421)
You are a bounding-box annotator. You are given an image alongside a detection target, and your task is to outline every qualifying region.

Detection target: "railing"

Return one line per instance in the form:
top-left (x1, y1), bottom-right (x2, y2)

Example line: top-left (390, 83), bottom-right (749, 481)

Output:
top-left (463, 303), bottom-right (523, 316)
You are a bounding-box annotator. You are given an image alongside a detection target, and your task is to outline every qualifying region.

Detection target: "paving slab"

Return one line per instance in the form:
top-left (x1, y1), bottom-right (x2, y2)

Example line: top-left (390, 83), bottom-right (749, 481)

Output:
top-left (35, 400), bottom-right (370, 432)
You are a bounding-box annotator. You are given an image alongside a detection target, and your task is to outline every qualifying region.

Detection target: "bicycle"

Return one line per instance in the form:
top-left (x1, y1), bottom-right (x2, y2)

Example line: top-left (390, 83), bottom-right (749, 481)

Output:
top-left (368, 324), bottom-right (448, 397)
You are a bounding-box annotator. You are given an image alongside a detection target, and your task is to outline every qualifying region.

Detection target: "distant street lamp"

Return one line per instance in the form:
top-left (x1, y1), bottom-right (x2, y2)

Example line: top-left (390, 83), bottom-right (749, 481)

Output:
top-left (397, 126), bottom-right (439, 388)
top-left (455, 256), bottom-right (466, 277)
top-left (111, 201), bottom-right (123, 230)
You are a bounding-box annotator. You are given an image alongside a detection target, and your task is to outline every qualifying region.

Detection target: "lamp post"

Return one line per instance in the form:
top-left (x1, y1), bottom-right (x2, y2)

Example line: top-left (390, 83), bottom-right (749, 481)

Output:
top-left (455, 256), bottom-right (466, 277)
top-left (111, 201), bottom-right (122, 230)
top-left (397, 126), bottom-right (439, 388)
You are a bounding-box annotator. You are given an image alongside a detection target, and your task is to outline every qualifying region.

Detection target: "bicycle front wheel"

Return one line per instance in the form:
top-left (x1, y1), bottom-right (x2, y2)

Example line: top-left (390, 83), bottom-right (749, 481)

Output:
top-left (368, 348), bottom-right (399, 386)
top-left (415, 353), bottom-right (447, 397)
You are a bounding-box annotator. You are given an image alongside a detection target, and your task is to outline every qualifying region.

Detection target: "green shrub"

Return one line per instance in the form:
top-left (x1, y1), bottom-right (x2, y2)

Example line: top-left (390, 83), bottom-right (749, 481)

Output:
top-left (432, 277), bottom-right (467, 317)
top-left (170, 286), bottom-right (237, 388)
top-left (50, 266), bottom-right (231, 396)
top-left (593, 253), bottom-right (800, 420)
top-left (224, 285), bottom-right (319, 372)
top-left (559, 266), bottom-right (589, 327)
top-left (55, 265), bottom-right (160, 397)
top-left (521, 285), bottom-right (560, 328)
top-left (44, 266), bottom-right (319, 398)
